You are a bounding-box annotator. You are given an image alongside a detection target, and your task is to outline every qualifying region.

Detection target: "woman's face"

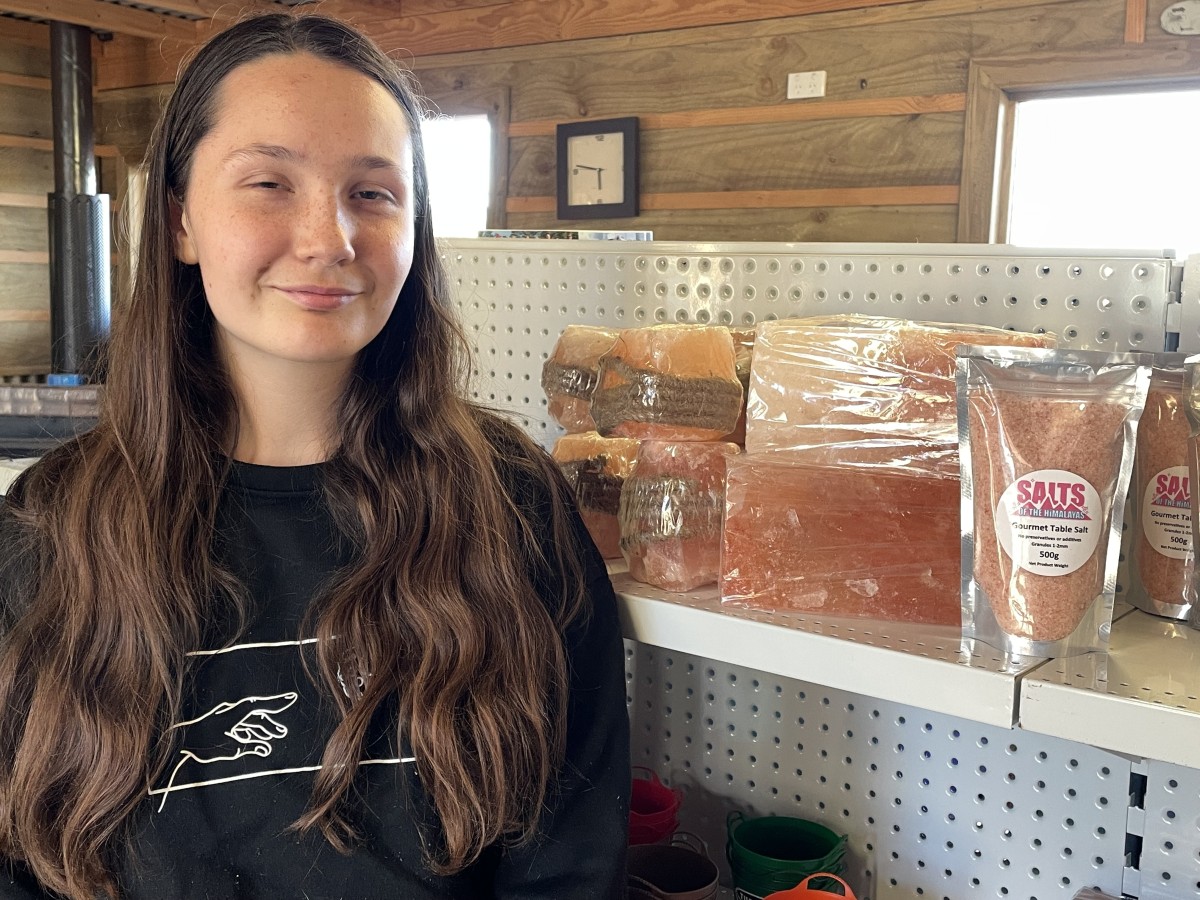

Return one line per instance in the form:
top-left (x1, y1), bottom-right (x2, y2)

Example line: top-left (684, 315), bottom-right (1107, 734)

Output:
top-left (172, 52), bottom-right (415, 377)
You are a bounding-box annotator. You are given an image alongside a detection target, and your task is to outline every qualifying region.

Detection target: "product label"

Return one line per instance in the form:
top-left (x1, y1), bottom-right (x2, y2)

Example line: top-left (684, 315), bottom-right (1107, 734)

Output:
top-left (1142, 465), bottom-right (1192, 559)
top-left (995, 468), bottom-right (1102, 577)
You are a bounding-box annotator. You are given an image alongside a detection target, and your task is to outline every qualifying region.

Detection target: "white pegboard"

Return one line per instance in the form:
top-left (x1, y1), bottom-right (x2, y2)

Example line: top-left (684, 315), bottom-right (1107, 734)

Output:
top-left (626, 643), bottom-right (1132, 900)
top-left (445, 238), bottom-right (1193, 899)
top-left (1137, 760), bottom-right (1200, 899)
top-left (442, 239), bottom-right (1177, 446)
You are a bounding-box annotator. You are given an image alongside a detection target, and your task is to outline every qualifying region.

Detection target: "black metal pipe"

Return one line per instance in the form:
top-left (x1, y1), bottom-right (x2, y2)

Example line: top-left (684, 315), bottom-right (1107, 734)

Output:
top-left (50, 22), bottom-right (96, 197)
top-left (47, 21), bottom-right (110, 380)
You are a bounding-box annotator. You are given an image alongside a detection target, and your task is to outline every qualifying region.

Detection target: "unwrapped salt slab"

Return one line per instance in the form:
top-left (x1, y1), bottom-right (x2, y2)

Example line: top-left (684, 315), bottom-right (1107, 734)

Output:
top-left (721, 456), bottom-right (960, 624)
top-left (592, 325), bottom-right (743, 442)
top-left (541, 325), bottom-right (619, 433)
top-left (552, 432), bottom-right (641, 559)
top-left (746, 315), bottom-right (1053, 478)
top-left (620, 441), bottom-right (740, 592)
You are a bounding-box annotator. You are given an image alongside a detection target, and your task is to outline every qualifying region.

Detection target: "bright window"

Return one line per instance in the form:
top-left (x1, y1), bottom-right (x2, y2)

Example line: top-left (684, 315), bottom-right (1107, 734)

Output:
top-left (1008, 90), bottom-right (1200, 257)
top-left (422, 114), bottom-right (492, 238)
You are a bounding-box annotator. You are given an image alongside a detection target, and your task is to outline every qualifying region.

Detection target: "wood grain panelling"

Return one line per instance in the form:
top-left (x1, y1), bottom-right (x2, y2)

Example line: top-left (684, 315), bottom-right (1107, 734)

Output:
top-left (0, 18), bottom-right (48, 53)
top-left (0, 84), bottom-right (49, 139)
top-left (1126, 0), bottom-right (1147, 42)
top-left (0, 263), bottom-right (47, 310)
top-left (93, 0), bottom-right (1091, 91)
top-left (0, 323), bottom-right (50, 375)
top-left (506, 206), bottom-right (959, 243)
top-left (0, 206), bottom-right (46, 252)
top-left (0, 0), bottom-right (197, 40)
top-left (364, 0), bottom-right (930, 57)
top-left (509, 114), bottom-right (964, 198)
top-left (0, 146), bottom-right (52, 193)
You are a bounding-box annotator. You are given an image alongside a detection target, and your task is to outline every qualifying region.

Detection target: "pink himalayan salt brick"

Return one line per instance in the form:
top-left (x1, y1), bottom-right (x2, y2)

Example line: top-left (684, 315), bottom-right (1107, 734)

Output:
top-left (721, 456), bottom-right (960, 625)
top-left (720, 328), bottom-right (755, 446)
top-left (592, 325), bottom-right (743, 442)
top-left (541, 325), bottom-right (619, 433)
top-left (620, 441), bottom-right (741, 592)
top-left (746, 315), bottom-right (1053, 478)
top-left (551, 432), bottom-right (641, 559)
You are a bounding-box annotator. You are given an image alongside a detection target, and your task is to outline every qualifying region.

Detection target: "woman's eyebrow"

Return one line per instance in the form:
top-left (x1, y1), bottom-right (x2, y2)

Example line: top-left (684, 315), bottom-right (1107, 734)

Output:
top-left (221, 145), bottom-right (406, 177)
top-left (222, 143), bottom-right (300, 167)
top-left (352, 154), bottom-right (406, 175)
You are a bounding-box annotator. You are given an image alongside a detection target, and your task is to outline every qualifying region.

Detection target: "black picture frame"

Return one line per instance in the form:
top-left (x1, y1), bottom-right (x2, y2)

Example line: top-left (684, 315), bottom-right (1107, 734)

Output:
top-left (555, 117), bottom-right (639, 220)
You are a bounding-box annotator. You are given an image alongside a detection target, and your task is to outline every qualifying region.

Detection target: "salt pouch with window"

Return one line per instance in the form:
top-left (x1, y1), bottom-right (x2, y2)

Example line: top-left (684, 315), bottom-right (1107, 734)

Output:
top-left (1181, 355), bottom-right (1200, 632)
top-left (957, 347), bottom-right (1149, 657)
top-left (1129, 354), bottom-right (1195, 620)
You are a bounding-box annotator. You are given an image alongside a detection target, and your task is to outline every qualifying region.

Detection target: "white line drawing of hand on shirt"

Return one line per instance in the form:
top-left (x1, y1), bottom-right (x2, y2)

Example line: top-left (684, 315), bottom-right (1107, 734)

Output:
top-left (155, 692), bottom-right (299, 811)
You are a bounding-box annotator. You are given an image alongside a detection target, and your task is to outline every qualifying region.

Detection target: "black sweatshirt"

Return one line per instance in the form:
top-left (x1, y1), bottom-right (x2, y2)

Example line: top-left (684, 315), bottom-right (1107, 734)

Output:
top-left (1, 455), bottom-right (630, 899)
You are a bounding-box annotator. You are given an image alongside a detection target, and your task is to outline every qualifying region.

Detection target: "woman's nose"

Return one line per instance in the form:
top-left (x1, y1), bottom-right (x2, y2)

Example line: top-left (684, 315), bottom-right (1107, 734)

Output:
top-left (293, 193), bottom-right (355, 266)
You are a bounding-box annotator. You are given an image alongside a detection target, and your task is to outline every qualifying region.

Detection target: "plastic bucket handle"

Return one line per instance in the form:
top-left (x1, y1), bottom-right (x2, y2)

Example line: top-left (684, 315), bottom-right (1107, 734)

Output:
top-left (763, 874), bottom-right (858, 899)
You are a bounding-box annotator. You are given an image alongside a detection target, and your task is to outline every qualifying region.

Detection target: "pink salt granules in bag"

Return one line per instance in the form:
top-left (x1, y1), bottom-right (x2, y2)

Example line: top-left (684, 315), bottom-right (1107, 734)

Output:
top-left (541, 325), bottom-right (619, 433)
top-left (619, 441), bottom-right (740, 592)
top-left (591, 325), bottom-right (743, 442)
top-left (958, 347), bottom-right (1148, 656)
top-left (1130, 356), bottom-right (1195, 620)
top-left (747, 316), bottom-right (1054, 478)
top-left (720, 456), bottom-right (961, 625)
top-left (551, 431), bottom-right (641, 559)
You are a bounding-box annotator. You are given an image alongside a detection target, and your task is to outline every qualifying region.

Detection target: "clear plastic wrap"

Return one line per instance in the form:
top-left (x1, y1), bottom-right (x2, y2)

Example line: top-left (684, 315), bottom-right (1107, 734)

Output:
top-left (746, 315), bottom-right (1054, 478)
top-left (618, 440), bottom-right (740, 592)
top-left (551, 432), bottom-right (641, 559)
top-left (591, 325), bottom-right (743, 442)
top-left (958, 347), bottom-right (1149, 657)
top-left (1129, 354), bottom-right (1195, 620)
top-left (541, 325), bottom-right (619, 433)
top-left (1183, 355), bottom-right (1200, 632)
top-left (720, 455), bottom-right (961, 624)
top-left (721, 327), bottom-right (756, 446)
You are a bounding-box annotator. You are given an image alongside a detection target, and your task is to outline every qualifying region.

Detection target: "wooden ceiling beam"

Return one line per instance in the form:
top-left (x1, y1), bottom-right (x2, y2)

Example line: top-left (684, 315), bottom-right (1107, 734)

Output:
top-left (131, 0), bottom-right (278, 19)
top-left (0, 0), bottom-right (199, 41)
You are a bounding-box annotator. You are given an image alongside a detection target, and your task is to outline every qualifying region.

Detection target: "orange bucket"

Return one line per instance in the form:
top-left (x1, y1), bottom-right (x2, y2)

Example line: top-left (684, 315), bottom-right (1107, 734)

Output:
top-left (764, 874), bottom-right (858, 899)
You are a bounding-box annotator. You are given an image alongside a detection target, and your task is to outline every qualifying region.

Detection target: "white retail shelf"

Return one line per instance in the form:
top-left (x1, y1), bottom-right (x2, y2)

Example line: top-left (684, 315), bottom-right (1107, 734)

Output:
top-left (612, 571), bottom-right (1042, 730)
top-left (1019, 609), bottom-right (1200, 769)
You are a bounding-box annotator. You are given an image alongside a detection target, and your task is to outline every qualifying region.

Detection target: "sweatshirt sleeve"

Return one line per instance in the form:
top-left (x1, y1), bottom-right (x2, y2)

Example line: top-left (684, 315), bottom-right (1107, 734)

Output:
top-left (493, 473), bottom-right (631, 899)
top-left (0, 862), bottom-right (54, 899)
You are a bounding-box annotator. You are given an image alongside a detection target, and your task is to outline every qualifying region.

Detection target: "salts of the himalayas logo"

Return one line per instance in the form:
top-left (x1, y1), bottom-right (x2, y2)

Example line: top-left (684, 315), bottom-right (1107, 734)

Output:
top-left (1151, 472), bottom-right (1190, 509)
top-left (1014, 477), bottom-right (1091, 520)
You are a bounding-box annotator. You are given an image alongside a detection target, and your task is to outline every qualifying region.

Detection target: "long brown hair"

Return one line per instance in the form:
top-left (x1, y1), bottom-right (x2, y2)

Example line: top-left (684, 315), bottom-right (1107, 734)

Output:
top-left (0, 14), bottom-right (587, 899)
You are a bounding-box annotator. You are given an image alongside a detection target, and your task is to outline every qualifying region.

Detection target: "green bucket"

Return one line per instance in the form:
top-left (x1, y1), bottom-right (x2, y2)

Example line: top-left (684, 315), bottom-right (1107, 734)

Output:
top-left (726, 813), bottom-right (847, 899)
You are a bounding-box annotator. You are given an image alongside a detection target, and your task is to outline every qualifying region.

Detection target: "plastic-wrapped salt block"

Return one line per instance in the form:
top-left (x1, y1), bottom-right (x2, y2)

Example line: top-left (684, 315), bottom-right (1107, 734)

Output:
top-left (541, 325), bottom-right (619, 433)
top-left (551, 432), bottom-right (641, 559)
top-left (721, 456), bottom-right (960, 624)
top-left (620, 441), bottom-right (741, 592)
top-left (721, 327), bottom-right (755, 445)
top-left (746, 315), bottom-right (1054, 478)
top-left (591, 325), bottom-right (743, 441)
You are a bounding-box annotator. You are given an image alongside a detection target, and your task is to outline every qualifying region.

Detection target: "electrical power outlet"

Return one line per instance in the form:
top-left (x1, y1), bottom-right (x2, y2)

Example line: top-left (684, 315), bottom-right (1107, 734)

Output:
top-left (787, 70), bottom-right (827, 100)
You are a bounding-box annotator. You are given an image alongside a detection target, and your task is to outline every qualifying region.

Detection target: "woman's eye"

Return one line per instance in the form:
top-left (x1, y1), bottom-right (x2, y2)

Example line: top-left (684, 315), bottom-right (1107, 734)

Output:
top-left (355, 188), bottom-right (396, 203)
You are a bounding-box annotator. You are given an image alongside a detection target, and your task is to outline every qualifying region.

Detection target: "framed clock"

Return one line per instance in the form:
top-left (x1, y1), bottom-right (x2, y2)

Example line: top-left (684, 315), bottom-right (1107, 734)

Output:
top-left (555, 116), bottom-right (639, 220)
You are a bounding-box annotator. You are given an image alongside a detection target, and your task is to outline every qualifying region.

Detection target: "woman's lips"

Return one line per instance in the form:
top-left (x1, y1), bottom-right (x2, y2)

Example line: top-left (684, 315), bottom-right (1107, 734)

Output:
top-left (274, 285), bottom-right (360, 311)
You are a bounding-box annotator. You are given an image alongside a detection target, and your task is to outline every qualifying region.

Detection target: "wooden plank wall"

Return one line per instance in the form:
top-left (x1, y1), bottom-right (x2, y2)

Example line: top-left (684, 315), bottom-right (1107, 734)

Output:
top-left (88, 0), bottom-right (1198, 245)
top-left (0, 18), bottom-right (130, 376)
top-left (401, 0), bottom-right (1181, 241)
top-left (3, 0), bottom-right (1196, 374)
top-left (0, 20), bottom-right (53, 375)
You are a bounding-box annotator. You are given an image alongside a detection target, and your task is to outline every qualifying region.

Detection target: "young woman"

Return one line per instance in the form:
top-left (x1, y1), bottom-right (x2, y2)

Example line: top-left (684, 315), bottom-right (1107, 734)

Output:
top-left (0, 14), bottom-right (629, 899)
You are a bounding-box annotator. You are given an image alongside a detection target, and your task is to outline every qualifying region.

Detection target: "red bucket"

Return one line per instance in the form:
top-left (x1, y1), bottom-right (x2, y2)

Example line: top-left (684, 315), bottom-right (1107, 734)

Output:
top-left (629, 766), bottom-right (682, 845)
